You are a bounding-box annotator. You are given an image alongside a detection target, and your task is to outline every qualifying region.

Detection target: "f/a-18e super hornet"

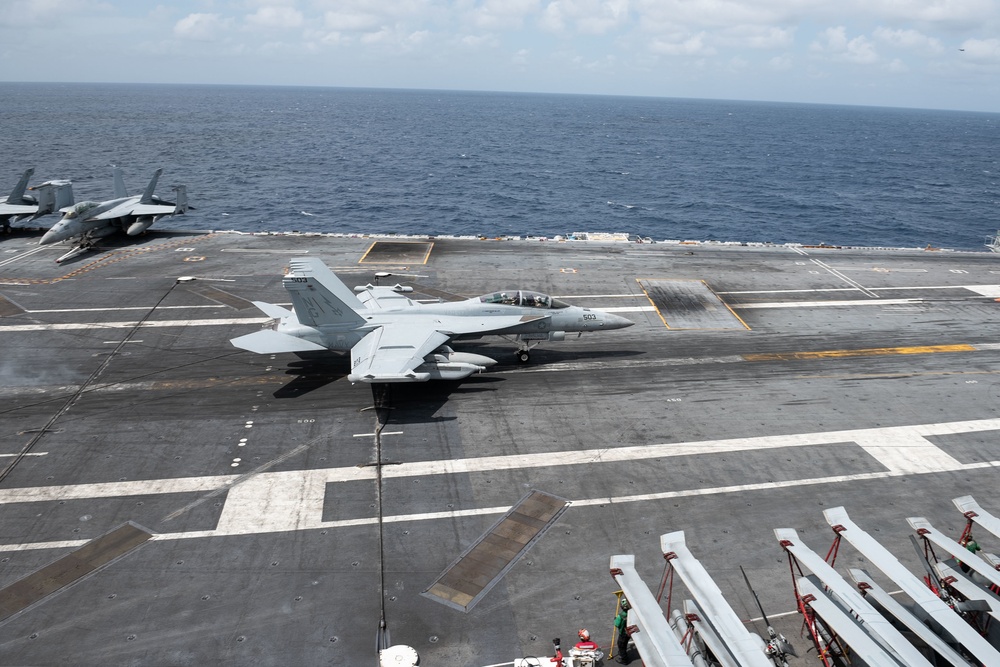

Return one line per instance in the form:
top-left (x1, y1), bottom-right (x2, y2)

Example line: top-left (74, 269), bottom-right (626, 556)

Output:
top-left (0, 168), bottom-right (74, 233)
top-left (230, 257), bottom-right (634, 383)
top-left (39, 167), bottom-right (188, 262)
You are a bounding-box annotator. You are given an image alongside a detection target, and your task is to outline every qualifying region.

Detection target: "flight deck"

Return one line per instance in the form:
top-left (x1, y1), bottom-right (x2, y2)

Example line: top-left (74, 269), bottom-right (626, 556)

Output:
top-left (1, 231), bottom-right (999, 665)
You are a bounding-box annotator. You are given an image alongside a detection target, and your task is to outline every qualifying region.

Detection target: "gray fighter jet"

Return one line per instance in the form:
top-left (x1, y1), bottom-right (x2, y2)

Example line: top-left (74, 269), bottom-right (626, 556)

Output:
top-left (39, 167), bottom-right (188, 262)
top-left (0, 168), bottom-right (74, 233)
top-left (230, 257), bottom-right (634, 383)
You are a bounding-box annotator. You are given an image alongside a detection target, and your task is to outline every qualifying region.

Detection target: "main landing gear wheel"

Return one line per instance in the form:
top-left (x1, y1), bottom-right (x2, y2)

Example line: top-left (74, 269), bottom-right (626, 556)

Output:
top-left (516, 350), bottom-right (530, 363)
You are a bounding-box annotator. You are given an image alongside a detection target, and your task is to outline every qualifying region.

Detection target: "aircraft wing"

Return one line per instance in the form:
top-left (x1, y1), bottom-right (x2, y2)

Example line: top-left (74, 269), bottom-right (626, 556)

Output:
top-left (126, 203), bottom-right (180, 216)
top-left (349, 324), bottom-right (451, 383)
top-left (90, 200), bottom-right (176, 220)
top-left (347, 314), bottom-right (548, 383)
top-left (0, 204), bottom-right (39, 215)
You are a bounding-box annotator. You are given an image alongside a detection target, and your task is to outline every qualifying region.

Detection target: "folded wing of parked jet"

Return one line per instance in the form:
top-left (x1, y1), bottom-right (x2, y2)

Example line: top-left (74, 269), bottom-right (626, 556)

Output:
top-left (0, 168), bottom-right (74, 231)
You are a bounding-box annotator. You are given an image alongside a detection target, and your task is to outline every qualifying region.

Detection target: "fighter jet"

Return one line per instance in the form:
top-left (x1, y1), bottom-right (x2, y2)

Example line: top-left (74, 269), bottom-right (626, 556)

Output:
top-left (230, 257), bottom-right (634, 383)
top-left (39, 167), bottom-right (188, 262)
top-left (0, 168), bottom-right (74, 233)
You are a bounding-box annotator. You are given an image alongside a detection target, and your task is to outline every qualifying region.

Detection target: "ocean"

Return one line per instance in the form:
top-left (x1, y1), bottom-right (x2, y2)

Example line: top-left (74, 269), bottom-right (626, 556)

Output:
top-left (3, 82), bottom-right (999, 250)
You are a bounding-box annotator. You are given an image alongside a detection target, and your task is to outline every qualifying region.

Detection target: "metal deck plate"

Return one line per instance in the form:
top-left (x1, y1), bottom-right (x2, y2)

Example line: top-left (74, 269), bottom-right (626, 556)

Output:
top-left (0, 293), bottom-right (25, 317)
top-left (185, 284), bottom-right (256, 310)
top-left (422, 490), bottom-right (569, 612)
top-left (359, 241), bottom-right (433, 264)
top-left (638, 278), bottom-right (749, 330)
top-left (0, 522), bottom-right (153, 624)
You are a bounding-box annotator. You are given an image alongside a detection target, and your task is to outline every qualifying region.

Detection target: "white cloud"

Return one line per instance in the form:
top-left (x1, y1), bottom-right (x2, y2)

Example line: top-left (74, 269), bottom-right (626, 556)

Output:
top-left (873, 27), bottom-right (943, 54)
top-left (810, 26), bottom-right (878, 64)
top-left (324, 10), bottom-right (381, 32)
top-left (856, 0), bottom-right (994, 28)
top-left (246, 6), bottom-right (304, 30)
top-left (539, 0), bottom-right (629, 35)
top-left (769, 54), bottom-right (793, 70)
top-left (885, 58), bottom-right (908, 72)
top-left (634, 0), bottom-right (812, 32)
top-left (174, 13), bottom-right (233, 41)
top-left (719, 25), bottom-right (794, 50)
top-left (649, 31), bottom-right (715, 56)
top-left (728, 55), bottom-right (749, 70)
top-left (351, 24), bottom-right (429, 52)
top-left (470, 0), bottom-right (541, 30)
top-left (460, 34), bottom-right (501, 49)
top-left (1, 0), bottom-right (111, 27)
top-left (960, 37), bottom-right (1000, 61)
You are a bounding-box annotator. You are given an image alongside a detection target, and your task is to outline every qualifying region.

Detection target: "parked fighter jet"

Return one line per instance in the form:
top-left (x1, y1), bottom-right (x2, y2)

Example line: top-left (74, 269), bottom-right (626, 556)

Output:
top-left (0, 168), bottom-right (74, 233)
top-left (231, 257), bottom-right (634, 383)
top-left (39, 167), bottom-right (188, 262)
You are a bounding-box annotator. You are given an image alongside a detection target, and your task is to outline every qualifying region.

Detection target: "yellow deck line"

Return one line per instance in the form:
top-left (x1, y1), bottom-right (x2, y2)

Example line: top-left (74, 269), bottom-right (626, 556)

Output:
top-left (744, 344), bottom-right (976, 362)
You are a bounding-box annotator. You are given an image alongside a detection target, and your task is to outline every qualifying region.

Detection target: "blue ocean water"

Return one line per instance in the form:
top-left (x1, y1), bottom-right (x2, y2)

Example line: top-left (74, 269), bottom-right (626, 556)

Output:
top-left (2, 82), bottom-right (999, 249)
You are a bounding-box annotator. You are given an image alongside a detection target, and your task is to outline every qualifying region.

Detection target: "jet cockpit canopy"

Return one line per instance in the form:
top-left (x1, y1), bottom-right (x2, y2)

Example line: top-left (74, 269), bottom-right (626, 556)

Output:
top-left (64, 201), bottom-right (100, 219)
top-left (478, 290), bottom-right (570, 309)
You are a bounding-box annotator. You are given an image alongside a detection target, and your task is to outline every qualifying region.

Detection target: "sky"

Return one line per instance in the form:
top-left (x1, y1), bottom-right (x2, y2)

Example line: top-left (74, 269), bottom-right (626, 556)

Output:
top-left (2, 0), bottom-right (999, 112)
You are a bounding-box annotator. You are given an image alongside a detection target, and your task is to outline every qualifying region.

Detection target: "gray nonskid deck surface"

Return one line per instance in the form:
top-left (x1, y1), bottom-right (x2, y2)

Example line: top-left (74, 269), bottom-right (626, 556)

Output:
top-left (1, 232), bottom-right (1000, 665)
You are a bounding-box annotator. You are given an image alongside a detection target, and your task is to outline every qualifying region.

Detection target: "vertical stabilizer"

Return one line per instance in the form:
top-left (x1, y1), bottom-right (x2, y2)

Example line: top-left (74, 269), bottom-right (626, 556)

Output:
top-left (5, 168), bottom-right (34, 204)
top-left (282, 257), bottom-right (367, 328)
top-left (112, 167), bottom-right (128, 198)
top-left (173, 185), bottom-right (188, 213)
top-left (139, 169), bottom-right (163, 204)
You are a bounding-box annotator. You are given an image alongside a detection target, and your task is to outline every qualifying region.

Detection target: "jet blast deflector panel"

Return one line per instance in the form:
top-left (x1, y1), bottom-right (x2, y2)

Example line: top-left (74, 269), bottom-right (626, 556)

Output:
top-left (421, 489), bottom-right (569, 613)
top-left (359, 241), bottom-right (433, 265)
top-left (0, 522), bottom-right (153, 624)
top-left (638, 278), bottom-right (749, 330)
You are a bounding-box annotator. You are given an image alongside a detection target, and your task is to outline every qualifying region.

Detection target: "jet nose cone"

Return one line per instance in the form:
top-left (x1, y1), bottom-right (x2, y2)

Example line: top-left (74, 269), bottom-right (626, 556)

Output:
top-left (605, 313), bottom-right (634, 329)
top-left (39, 229), bottom-right (59, 245)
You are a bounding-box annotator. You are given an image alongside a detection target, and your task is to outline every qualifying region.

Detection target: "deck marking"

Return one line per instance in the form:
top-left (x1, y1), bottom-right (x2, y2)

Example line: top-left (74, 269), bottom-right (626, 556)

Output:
top-left (2, 418), bottom-right (1000, 550)
top-left (809, 258), bottom-right (879, 297)
top-left (735, 298), bottom-right (921, 309)
top-left (26, 305), bottom-right (223, 313)
top-left (0, 245), bottom-right (49, 269)
top-left (743, 344), bottom-right (976, 362)
top-left (0, 317), bottom-right (269, 332)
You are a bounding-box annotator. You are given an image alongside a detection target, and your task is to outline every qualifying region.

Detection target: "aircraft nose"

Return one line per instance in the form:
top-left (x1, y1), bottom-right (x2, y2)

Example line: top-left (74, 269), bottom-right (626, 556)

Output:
top-left (604, 313), bottom-right (634, 329)
top-left (39, 228), bottom-right (60, 245)
top-left (40, 220), bottom-right (74, 246)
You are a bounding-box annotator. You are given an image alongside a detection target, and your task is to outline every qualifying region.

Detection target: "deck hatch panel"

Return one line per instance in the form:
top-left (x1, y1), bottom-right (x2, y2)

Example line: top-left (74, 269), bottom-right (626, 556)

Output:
top-left (421, 489), bottom-right (569, 613)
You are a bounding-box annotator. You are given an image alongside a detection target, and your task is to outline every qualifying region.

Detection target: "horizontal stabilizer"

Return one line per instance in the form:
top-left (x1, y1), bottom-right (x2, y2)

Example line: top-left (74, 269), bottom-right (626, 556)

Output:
top-left (252, 301), bottom-right (292, 319)
top-left (230, 329), bottom-right (326, 354)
